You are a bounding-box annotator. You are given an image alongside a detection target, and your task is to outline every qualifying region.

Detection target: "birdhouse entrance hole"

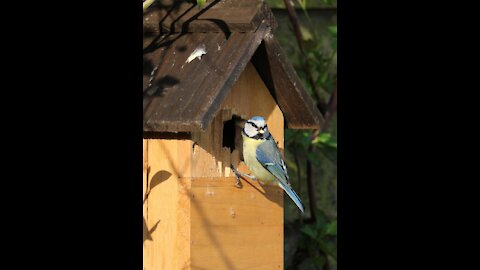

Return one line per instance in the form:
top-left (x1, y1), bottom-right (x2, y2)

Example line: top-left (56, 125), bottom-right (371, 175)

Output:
top-left (222, 115), bottom-right (243, 153)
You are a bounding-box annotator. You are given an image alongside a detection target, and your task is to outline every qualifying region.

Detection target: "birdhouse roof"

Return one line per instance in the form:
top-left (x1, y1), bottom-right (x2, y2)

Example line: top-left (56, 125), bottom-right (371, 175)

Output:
top-left (143, 0), bottom-right (324, 132)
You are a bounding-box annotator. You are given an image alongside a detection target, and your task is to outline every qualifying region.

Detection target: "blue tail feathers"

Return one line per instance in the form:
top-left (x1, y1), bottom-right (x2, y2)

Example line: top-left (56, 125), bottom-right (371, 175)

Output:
top-left (279, 182), bottom-right (305, 213)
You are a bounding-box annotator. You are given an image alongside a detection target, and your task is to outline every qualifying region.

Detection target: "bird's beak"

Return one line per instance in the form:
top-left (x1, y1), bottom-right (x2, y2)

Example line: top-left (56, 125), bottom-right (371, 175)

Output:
top-left (259, 129), bottom-right (264, 134)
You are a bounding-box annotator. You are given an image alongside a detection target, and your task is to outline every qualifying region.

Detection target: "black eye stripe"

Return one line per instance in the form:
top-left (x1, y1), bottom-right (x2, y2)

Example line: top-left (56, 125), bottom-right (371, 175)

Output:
top-left (243, 128), bottom-right (272, 140)
top-left (247, 121), bottom-right (268, 130)
top-left (247, 121), bottom-right (258, 129)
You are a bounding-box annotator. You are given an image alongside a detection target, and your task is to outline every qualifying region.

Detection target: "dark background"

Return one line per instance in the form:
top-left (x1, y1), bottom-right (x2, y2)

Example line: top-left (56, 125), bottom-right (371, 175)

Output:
top-left (3, 0), bottom-right (474, 269)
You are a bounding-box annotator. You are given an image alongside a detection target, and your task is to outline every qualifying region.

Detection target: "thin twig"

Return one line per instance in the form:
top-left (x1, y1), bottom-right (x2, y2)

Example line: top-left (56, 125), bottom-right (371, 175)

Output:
top-left (283, 0), bottom-right (327, 113)
top-left (283, 0), bottom-right (306, 56)
top-left (306, 149), bottom-right (316, 222)
top-left (310, 80), bottom-right (337, 140)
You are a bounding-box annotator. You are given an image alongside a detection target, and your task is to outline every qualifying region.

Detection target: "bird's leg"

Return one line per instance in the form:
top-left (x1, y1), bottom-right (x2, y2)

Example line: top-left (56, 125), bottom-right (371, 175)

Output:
top-left (230, 164), bottom-right (256, 187)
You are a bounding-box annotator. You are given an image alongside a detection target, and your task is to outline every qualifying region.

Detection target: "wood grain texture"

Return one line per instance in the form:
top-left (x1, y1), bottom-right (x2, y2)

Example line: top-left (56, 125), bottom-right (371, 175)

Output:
top-left (144, 138), bottom-right (192, 270)
top-left (143, 0), bottom-right (322, 132)
top-left (143, 30), bottom-right (323, 132)
top-left (143, 26), bottom-right (271, 132)
top-left (143, 62), bottom-right (285, 269)
top-left (251, 35), bottom-right (324, 129)
top-left (190, 62), bottom-right (284, 179)
top-left (222, 63), bottom-right (284, 150)
top-left (143, 0), bottom-right (277, 35)
top-left (143, 140), bottom-right (149, 267)
top-left (189, 177), bottom-right (284, 270)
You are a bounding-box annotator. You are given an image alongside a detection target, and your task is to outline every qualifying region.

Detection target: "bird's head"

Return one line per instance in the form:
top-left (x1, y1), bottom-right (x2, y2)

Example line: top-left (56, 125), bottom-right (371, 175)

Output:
top-left (243, 116), bottom-right (270, 140)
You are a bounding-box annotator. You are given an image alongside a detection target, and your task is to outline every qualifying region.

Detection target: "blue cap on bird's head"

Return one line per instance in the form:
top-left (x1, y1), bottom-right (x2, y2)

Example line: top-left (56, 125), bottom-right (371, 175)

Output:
top-left (250, 116), bottom-right (265, 122)
top-left (248, 116), bottom-right (267, 128)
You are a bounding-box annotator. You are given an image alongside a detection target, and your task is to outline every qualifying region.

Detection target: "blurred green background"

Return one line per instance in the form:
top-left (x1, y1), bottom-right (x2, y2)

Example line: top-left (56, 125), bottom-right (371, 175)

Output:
top-left (267, 1), bottom-right (337, 269)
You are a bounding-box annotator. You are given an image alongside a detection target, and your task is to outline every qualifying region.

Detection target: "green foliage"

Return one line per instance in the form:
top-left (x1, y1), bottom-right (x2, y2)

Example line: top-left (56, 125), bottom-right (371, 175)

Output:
top-left (297, 0), bottom-right (308, 11)
top-left (300, 211), bottom-right (337, 256)
top-left (275, 3), bottom-right (337, 269)
top-left (313, 133), bottom-right (337, 149)
top-left (328, 26), bottom-right (337, 36)
top-left (299, 210), bottom-right (337, 266)
top-left (196, 0), bottom-right (206, 8)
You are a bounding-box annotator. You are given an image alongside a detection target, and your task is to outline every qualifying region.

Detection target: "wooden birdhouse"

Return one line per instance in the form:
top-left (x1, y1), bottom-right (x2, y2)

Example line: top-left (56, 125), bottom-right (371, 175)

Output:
top-left (143, 0), bottom-right (323, 269)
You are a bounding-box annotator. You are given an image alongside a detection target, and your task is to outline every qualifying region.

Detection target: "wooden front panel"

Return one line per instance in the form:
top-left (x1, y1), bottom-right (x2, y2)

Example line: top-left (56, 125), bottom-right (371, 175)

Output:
top-left (143, 139), bottom-right (192, 270)
top-left (143, 62), bottom-right (285, 270)
top-left (191, 62), bottom-right (285, 179)
top-left (189, 177), bottom-right (284, 270)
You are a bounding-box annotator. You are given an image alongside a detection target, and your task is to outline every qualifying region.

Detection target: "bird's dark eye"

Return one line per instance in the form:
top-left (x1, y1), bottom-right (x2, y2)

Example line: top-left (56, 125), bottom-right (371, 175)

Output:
top-left (247, 121), bottom-right (258, 129)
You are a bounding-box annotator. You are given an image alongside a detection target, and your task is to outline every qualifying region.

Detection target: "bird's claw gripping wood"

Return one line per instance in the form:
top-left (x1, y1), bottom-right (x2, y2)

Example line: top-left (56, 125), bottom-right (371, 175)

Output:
top-left (230, 164), bottom-right (256, 187)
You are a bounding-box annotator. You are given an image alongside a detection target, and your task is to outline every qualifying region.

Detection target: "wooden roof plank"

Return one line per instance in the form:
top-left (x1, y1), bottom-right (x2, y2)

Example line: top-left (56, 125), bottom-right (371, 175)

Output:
top-left (143, 0), bottom-right (323, 132)
top-left (194, 24), bottom-right (271, 130)
top-left (143, 33), bottom-right (229, 132)
top-left (251, 35), bottom-right (324, 129)
top-left (144, 34), bottom-right (226, 131)
top-left (143, 0), bottom-right (276, 35)
top-left (143, 25), bottom-right (271, 132)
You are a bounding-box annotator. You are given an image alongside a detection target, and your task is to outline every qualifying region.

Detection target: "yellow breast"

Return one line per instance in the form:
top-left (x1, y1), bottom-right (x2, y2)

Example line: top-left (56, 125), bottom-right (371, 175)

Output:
top-left (242, 134), bottom-right (276, 185)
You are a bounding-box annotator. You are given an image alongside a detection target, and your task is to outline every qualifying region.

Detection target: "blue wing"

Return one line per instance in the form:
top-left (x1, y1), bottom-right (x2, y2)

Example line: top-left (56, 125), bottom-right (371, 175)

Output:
top-left (256, 138), bottom-right (305, 213)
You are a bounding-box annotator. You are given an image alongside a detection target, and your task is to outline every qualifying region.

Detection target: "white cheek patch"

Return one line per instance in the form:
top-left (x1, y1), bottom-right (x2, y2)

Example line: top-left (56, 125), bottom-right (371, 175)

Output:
top-left (244, 123), bottom-right (258, 137)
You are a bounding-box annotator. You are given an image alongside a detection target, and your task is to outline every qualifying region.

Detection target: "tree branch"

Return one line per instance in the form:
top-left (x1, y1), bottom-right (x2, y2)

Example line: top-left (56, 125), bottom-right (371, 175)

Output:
top-left (283, 0), bottom-right (305, 55)
top-left (306, 150), bottom-right (316, 221)
top-left (283, 0), bottom-right (327, 114)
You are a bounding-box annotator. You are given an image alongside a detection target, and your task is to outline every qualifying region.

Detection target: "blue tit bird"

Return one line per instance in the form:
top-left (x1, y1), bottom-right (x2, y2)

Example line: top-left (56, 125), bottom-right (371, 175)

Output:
top-left (231, 116), bottom-right (305, 213)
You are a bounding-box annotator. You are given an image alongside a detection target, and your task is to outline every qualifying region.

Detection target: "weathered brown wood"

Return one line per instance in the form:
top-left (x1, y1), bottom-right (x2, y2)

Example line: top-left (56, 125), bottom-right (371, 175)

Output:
top-left (143, 32), bottom-right (228, 131)
top-left (143, 30), bottom-right (322, 132)
top-left (143, 25), bottom-right (271, 132)
top-left (143, 0), bottom-right (277, 35)
top-left (143, 132), bottom-right (191, 140)
top-left (143, 0), bottom-right (322, 133)
top-left (193, 24), bottom-right (271, 130)
top-left (251, 35), bottom-right (324, 129)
